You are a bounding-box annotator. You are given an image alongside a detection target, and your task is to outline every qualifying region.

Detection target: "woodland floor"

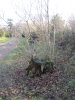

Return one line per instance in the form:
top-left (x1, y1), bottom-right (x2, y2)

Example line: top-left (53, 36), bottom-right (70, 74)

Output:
top-left (0, 36), bottom-right (75, 100)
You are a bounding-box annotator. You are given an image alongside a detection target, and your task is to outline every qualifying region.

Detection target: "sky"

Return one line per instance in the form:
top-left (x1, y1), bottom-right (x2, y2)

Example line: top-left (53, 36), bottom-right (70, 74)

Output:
top-left (0, 0), bottom-right (75, 25)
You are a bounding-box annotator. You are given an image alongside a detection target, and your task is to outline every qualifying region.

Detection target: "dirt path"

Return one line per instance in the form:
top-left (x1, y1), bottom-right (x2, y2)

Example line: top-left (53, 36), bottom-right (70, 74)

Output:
top-left (0, 38), bottom-right (18, 59)
top-left (0, 38), bottom-right (18, 89)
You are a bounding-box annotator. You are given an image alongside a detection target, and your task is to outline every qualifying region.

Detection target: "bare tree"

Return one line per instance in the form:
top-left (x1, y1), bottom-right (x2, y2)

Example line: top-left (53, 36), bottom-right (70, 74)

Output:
top-left (13, 0), bottom-right (56, 76)
top-left (51, 14), bottom-right (65, 43)
top-left (69, 15), bottom-right (75, 34)
top-left (7, 19), bottom-right (13, 37)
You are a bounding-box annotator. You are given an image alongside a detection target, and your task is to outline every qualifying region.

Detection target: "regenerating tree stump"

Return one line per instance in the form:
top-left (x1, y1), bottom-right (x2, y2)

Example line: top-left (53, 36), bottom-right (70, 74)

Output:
top-left (26, 57), bottom-right (54, 77)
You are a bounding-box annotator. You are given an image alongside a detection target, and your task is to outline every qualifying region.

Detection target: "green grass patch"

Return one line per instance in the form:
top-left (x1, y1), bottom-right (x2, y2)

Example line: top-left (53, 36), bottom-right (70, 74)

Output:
top-left (0, 37), bottom-right (9, 43)
top-left (0, 48), bottom-right (18, 64)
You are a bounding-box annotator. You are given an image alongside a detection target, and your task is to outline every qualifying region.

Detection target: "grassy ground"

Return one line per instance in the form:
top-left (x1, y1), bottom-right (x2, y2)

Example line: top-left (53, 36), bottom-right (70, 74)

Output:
top-left (0, 36), bottom-right (75, 100)
top-left (0, 37), bottom-right (9, 43)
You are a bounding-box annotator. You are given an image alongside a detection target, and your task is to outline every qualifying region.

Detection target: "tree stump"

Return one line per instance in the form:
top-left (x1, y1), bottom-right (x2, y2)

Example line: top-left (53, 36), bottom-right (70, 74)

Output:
top-left (26, 57), bottom-right (54, 77)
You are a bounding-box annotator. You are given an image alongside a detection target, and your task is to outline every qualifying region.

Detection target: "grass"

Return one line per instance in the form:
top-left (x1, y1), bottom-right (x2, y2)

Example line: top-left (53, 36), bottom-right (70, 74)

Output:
top-left (0, 49), bottom-right (16, 65)
top-left (0, 37), bottom-right (9, 43)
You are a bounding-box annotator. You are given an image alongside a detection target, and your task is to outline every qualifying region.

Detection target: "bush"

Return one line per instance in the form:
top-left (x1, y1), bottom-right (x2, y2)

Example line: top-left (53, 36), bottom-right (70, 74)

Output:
top-left (0, 29), bottom-right (4, 37)
top-left (5, 33), bottom-right (12, 37)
